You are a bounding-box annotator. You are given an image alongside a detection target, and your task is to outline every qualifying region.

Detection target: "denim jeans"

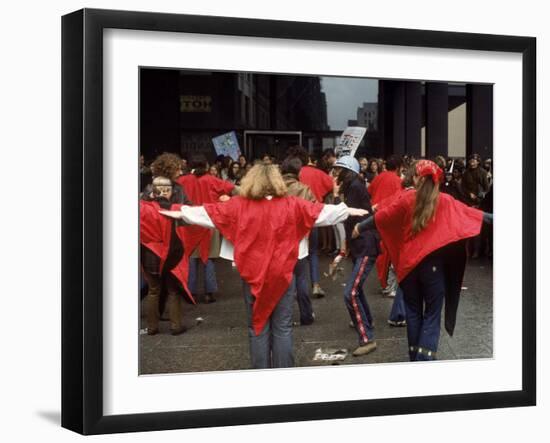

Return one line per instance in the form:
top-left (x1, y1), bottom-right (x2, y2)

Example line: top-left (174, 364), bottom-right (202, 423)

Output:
top-left (388, 286), bottom-right (406, 323)
top-left (308, 228), bottom-right (320, 285)
top-left (333, 223), bottom-right (346, 251)
top-left (188, 258), bottom-right (218, 294)
top-left (400, 253), bottom-right (445, 361)
top-left (344, 256), bottom-right (376, 345)
top-left (243, 278), bottom-right (295, 369)
top-left (385, 265), bottom-right (398, 293)
top-left (294, 258), bottom-right (314, 325)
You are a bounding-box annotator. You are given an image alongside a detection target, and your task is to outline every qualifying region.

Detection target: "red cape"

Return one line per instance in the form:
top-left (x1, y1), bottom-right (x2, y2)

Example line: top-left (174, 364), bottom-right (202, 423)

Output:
top-left (140, 200), bottom-right (204, 303)
top-left (298, 165), bottom-right (332, 202)
top-left (204, 196), bottom-right (324, 335)
top-left (368, 171), bottom-right (403, 205)
top-left (374, 191), bottom-right (483, 282)
top-left (176, 174), bottom-right (235, 263)
top-left (368, 171), bottom-right (403, 287)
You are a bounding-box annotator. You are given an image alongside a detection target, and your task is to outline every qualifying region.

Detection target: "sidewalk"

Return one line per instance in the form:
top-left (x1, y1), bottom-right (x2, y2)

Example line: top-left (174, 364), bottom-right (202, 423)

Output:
top-left (140, 255), bottom-right (493, 374)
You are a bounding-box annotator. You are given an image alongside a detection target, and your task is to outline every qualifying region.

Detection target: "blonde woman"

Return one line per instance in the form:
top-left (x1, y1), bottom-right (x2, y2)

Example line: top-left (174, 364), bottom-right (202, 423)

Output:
top-left (161, 163), bottom-right (368, 369)
top-left (353, 160), bottom-right (492, 361)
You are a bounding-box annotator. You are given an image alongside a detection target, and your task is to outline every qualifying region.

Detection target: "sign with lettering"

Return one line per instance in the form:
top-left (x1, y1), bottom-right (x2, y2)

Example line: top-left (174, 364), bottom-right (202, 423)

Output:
top-left (335, 126), bottom-right (367, 158)
top-left (180, 95), bottom-right (212, 112)
top-left (212, 131), bottom-right (241, 161)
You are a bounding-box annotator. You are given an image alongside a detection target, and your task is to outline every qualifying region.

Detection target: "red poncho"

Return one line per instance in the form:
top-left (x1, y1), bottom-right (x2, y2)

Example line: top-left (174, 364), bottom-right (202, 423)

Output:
top-left (374, 191), bottom-right (483, 282)
top-left (204, 196), bottom-right (324, 335)
top-left (140, 200), bottom-right (204, 303)
top-left (176, 174), bottom-right (235, 262)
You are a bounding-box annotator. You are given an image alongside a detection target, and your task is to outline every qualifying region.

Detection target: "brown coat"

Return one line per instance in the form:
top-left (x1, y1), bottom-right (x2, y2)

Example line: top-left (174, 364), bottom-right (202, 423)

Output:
top-left (283, 174), bottom-right (316, 202)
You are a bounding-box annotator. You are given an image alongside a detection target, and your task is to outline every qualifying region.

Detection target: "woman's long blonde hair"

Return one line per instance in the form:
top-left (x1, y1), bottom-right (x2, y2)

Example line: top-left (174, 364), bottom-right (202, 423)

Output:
top-left (239, 163), bottom-right (287, 199)
top-left (412, 174), bottom-right (440, 234)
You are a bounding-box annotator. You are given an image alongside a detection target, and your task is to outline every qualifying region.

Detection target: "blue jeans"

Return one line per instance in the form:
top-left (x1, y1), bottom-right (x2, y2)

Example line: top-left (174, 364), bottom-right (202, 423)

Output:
top-left (295, 258), bottom-right (314, 325)
top-left (344, 256), bottom-right (376, 345)
top-left (188, 258), bottom-right (218, 294)
top-left (243, 278), bottom-right (295, 369)
top-left (400, 253), bottom-right (445, 361)
top-left (388, 286), bottom-right (406, 323)
top-left (308, 228), bottom-right (320, 285)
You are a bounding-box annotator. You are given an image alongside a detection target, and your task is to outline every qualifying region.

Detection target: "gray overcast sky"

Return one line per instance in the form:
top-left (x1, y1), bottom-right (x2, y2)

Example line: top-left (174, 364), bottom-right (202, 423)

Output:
top-left (321, 77), bottom-right (378, 130)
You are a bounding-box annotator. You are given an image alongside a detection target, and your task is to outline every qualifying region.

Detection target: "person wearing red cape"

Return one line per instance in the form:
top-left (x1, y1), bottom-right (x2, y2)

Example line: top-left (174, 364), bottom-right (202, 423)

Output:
top-left (354, 160), bottom-right (493, 361)
top-left (140, 175), bottom-right (202, 335)
top-left (176, 155), bottom-right (235, 304)
top-left (140, 152), bottom-right (206, 335)
top-left (368, 155), bottom-right (404, 296)
top-left (160, 163), bottom-right (368, 369)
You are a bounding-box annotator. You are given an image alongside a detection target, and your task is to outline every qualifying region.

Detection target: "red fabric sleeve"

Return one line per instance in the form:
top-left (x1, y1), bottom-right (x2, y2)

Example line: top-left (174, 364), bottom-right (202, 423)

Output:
top-left (374, 192), bottom-right (410, 270)
top-left (203, 197), bottom-right (240, 243)
top-left (292, 197), bottom-right (324, 239)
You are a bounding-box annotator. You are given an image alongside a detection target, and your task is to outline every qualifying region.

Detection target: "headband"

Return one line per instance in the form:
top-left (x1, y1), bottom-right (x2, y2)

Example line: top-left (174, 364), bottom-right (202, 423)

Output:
top-left (416, 160), bottom-right (443, 184)
top-left (152, 176), bottom-right (172, 187)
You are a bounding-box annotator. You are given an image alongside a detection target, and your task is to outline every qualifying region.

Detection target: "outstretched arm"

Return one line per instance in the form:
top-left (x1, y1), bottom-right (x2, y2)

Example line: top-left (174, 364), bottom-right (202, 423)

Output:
top-left (314, 202), bottom-right (368, 227)
top-left (352, 215), bottom-right (375, 239)
top-left (159, 206), bottom-right (216, 229)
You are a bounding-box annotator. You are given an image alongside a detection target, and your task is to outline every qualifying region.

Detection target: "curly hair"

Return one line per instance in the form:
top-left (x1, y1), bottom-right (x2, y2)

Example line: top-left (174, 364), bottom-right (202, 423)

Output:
top-left (150, 152), bottom-right (182, 181)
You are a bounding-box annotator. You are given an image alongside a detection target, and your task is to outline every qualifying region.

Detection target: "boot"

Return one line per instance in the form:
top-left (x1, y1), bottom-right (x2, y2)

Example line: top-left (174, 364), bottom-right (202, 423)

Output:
top-left (145, 278), bottom-right (161, 335)
top-left (167, 292), bottom-right (186, 335)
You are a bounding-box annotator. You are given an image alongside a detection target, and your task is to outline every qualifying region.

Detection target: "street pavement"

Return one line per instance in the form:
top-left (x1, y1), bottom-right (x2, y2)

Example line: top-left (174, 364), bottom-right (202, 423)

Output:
top-left (140, 254), bottom-right (493, 374)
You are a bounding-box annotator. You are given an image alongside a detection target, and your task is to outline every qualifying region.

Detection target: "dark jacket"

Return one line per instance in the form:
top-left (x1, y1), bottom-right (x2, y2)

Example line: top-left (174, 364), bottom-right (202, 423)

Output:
top-left (462, 167), bottom-right (489, 206)
top-left (343, 177), bottom-right (380, 259)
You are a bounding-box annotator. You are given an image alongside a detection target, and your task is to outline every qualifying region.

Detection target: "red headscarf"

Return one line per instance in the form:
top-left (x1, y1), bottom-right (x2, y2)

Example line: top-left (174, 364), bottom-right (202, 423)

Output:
top-left (416, 159), bottom-right (443, 184)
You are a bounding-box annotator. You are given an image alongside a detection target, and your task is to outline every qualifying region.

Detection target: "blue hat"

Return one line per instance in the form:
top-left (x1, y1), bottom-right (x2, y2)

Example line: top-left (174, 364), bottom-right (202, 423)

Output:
top-left (334, 155), bottom-right (360, 174)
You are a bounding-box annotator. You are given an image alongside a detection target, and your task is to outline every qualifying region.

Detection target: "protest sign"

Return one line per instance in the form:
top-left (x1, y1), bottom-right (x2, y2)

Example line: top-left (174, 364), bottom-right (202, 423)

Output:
top-left (335, 127), bottom-right (367, 158)
top-left (212, 131), bottom-right (241, 161)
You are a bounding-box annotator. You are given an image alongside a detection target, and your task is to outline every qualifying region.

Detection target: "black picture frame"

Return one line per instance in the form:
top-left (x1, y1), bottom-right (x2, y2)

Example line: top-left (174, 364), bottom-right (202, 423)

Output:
top-left (61, 8), bottom-right (536, 435)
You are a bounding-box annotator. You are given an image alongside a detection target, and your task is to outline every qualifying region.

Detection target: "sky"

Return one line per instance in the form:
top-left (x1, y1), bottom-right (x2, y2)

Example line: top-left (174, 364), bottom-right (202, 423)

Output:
top-left (321, 76), bottom-right (378, 130)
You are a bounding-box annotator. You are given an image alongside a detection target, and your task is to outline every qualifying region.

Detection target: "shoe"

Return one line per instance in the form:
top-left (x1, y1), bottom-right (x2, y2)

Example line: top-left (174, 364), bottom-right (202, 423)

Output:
top-left (170, 326), bottom-right (187, 336)
top-left (204, 293), bottom-right (216, 304)
top-left (298, 319), bottom-right (314, 326)
top-left (387, 319), bottom-right (407, 327)
top-left (386, 291), bottom-right (396, 298)
top-left (312, 286), bottom-right (326, 298)
top-left (352, 341), bottom-right (377, 356)
top-left (147, 328), bottom-right (159, 336)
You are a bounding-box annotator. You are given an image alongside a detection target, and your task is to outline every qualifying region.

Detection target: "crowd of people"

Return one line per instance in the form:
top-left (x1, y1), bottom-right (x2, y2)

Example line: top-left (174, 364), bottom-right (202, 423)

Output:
top-left (139, 147), bottom-right (493, 368)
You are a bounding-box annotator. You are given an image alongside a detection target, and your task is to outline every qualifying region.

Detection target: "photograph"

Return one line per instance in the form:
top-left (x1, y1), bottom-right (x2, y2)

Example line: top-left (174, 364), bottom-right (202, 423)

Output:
top-left (138, 68), bottom-right (494, 374)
